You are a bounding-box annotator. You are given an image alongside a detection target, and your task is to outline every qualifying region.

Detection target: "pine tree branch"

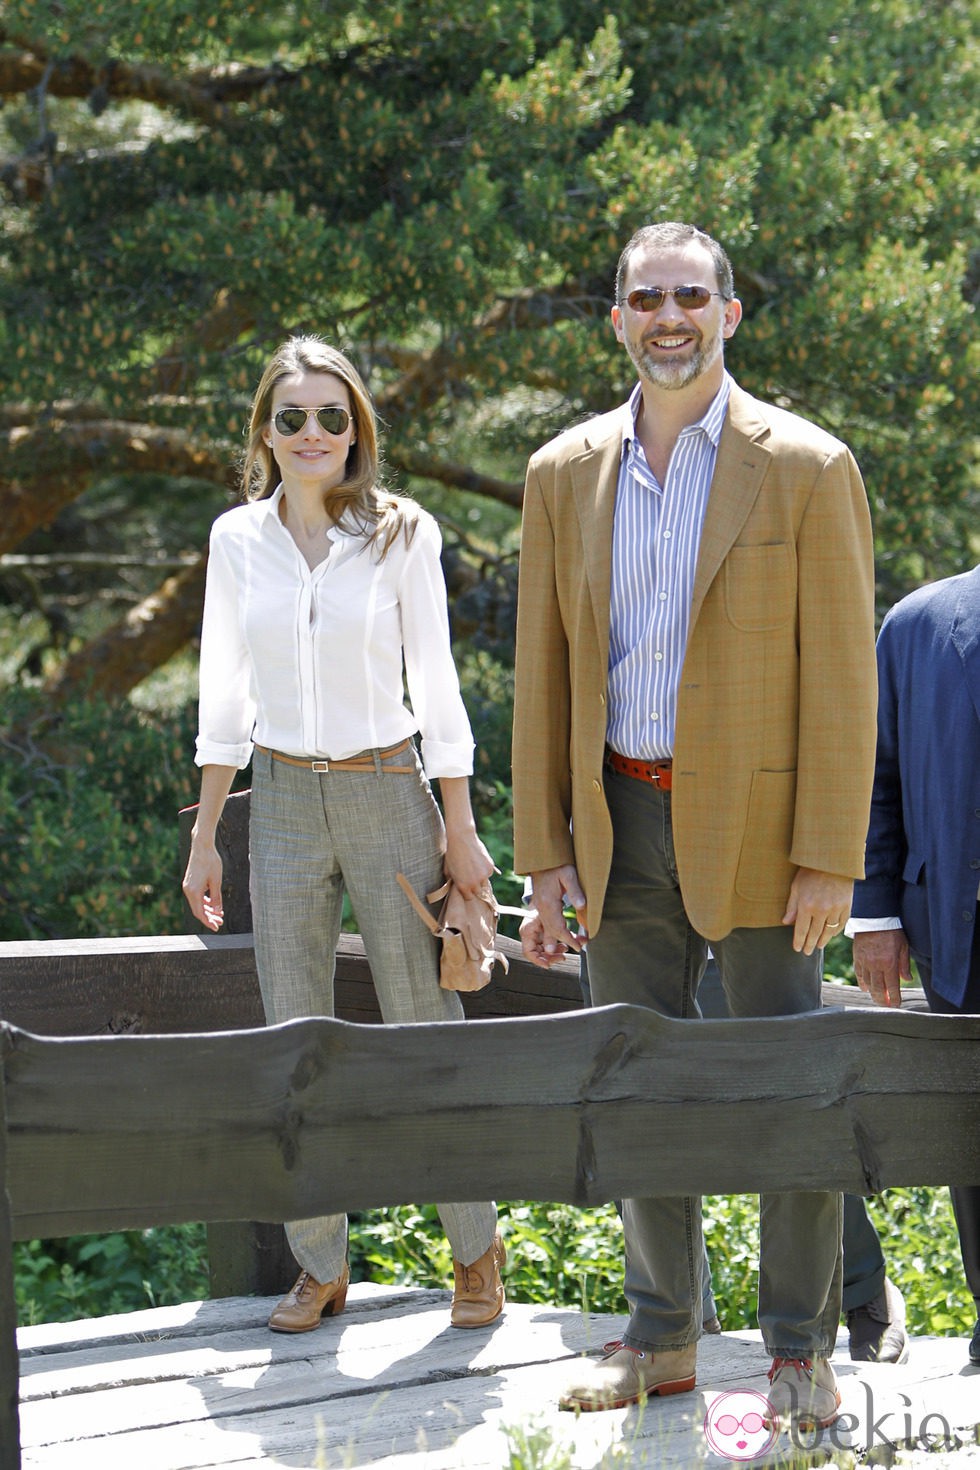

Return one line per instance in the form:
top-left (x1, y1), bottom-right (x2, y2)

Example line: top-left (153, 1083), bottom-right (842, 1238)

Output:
top-left (1, 419), bottom-right (237, 555)
top-left (41, 553), bottom-right (208, 706)
top-left (388, 450), bottom-right (522, 509)
top-left (0, 34), bottom-right (236, 126)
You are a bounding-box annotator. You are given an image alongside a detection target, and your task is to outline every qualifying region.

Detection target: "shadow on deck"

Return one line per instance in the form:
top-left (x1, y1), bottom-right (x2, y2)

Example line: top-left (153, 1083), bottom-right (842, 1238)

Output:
top-left (17, 1285), bottom-right (980, 1469)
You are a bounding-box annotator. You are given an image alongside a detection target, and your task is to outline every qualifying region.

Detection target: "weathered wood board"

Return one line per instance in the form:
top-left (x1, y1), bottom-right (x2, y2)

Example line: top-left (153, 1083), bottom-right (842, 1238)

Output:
top-left (17, 1287), bottom-right (980, 1468)
top-left (0, 930), bottom-right (922, 1041)
top-left (0, 931), bottom-right (585, 1033)
top-left (3, 1001), bottom-right (979, 1242)
top-left (0, 927), bottom-right (961, 1469)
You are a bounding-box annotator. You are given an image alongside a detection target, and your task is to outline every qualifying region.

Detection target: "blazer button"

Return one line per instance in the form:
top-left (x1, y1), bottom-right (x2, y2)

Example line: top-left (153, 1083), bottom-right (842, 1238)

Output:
top-left (593, 779), bottom-right (601, 793)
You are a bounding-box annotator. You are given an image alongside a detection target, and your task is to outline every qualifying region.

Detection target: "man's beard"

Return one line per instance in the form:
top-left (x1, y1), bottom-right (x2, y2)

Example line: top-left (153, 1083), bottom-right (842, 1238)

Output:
top-left (629, 320), bottom-right (724, 390)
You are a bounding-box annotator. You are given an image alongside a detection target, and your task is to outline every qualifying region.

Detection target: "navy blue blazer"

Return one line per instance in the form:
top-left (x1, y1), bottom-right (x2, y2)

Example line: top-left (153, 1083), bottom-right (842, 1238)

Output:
top-left (852, 565), bottom-right (980, 1007)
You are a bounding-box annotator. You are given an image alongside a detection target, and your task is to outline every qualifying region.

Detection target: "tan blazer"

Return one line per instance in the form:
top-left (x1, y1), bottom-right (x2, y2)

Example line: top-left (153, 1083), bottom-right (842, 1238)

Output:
top-left (512, 381), bottom-right (878, 941)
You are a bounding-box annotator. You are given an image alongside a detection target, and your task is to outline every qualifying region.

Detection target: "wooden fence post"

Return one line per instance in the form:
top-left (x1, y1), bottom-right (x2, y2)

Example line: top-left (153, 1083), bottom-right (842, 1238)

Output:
top-left (177, 790), bottom-right (253, 936)
top-left (206, 1222), bottom-right (297, 1299)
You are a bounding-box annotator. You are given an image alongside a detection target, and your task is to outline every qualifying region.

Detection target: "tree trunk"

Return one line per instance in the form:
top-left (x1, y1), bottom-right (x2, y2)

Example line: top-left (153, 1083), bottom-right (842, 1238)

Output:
top-left (41, 554), bottom-right (208, 705)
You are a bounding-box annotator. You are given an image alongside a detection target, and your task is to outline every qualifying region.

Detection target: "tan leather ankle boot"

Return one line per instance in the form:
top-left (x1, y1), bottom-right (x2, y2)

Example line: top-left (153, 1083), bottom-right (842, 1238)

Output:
top-left (268, 1264), bottom-right (349, 1333)
top-left (451, 1230), bottom-right (506, 1328)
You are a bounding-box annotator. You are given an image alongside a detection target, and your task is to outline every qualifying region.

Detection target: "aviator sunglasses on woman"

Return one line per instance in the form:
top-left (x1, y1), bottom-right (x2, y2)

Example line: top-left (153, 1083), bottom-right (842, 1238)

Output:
top-left (273, 405), bottom-right (352, 436)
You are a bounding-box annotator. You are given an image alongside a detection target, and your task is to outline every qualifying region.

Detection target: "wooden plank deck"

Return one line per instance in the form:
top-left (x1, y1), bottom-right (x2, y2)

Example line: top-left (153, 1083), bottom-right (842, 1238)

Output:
top-left (18, 1285), bottom-right (980, 1468)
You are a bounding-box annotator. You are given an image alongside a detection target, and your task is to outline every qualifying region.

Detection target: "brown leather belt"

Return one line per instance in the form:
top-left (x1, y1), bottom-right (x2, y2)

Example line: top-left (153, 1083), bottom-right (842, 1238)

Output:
top-left (605, 748), bottom-right (673, 789)
top-left (254, 738), bottom-right (414, 773)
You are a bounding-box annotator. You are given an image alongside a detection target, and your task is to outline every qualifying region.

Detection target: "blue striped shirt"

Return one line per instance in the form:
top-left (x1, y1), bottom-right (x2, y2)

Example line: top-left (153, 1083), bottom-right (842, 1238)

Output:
top-left (606, 374), bottom-right (732, 761)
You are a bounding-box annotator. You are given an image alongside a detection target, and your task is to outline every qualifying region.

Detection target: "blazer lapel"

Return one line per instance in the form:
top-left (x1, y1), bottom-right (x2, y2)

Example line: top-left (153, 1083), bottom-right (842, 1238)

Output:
top-left (689, 384), bottom-right (771, 630)
top-left (562, 389), bottom-right (773, 667)
top-left (570, 413), bottom-right (626, 672)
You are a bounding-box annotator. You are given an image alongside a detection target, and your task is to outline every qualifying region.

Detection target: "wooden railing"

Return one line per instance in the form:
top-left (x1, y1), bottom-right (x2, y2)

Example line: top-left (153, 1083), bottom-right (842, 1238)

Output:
top-left (0, 798), bottom-right (975, 1466)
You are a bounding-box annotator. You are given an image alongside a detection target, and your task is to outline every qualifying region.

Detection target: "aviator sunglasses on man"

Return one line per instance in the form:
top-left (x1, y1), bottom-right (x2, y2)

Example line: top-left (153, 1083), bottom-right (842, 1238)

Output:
top-left (624, 284), bottom-right (727, 312)
top-left (273, 406), bottom-right (352, 436)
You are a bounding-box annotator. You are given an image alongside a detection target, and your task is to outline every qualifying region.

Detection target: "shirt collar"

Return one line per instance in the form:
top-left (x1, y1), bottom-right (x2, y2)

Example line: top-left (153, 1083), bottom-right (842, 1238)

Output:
top-left (620, 372), bottom-right (733, 457)
top-left (251, 483), bottom-right (286, 524)
top-left (259, 483), bottom-right (358, 543)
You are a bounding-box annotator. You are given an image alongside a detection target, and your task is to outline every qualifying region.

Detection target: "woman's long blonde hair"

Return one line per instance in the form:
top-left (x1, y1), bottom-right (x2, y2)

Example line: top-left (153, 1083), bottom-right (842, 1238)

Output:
top-left (241, 336), bottom-right (417, 555)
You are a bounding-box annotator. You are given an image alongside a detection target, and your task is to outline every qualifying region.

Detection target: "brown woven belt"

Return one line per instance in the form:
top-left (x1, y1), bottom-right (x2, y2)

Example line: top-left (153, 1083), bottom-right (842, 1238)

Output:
top-left (605, 748), bottom-right (673, 790)
top-left (254, 738), bottom-right (414, 773)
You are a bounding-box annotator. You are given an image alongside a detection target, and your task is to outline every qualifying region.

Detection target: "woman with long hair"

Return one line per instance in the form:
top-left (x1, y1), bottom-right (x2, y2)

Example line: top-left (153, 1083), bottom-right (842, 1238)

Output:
top-left (182, 336), bottom-right (504, 1334)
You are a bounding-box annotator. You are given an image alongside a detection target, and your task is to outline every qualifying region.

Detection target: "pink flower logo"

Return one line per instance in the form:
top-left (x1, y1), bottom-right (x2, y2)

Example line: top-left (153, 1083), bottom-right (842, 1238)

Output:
top-left (703, 1389), bottom-right (779, 1459)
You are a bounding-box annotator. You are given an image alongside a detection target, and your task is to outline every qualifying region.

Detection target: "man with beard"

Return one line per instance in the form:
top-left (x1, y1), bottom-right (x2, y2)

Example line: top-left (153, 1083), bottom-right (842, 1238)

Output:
top-left (512, 222), bottom-right (878, 1429)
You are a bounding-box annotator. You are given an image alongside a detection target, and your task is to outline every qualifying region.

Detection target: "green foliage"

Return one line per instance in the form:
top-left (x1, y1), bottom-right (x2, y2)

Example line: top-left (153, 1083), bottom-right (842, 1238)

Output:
top-left (501, 1419), bottom-right (581, 1470)
top-left (342, 1187), bottom-right (971, 1340)
top-left (0, 688), bottom-right (205, 939)
top-left (2, 0), bottom-right (977, 663)
top-left (864, 1189), bottom-right (973, 1338)
top-left (823, 933), bottom-right (856, 982)
top-left (5, 0), bottom-right (269, 61)
top-left (454, 644), bottom-right (525, 915)
top-left (501, 1416), bottom-right (636, 1470)
top-left (347, 1201), bottom-right (631, 1315)
top-left (18, 1187), bottom-right (969, 1338)
top-left (3, 0), bottom-right (977, 1355)
top-left (14, 1225), bottom-right (208, 1325)
top-left (499, 1204), bottom-right (626, 1316)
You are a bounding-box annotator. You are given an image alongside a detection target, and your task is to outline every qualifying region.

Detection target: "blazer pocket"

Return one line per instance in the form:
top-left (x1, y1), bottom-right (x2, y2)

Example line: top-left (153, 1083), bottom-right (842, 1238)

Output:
top-left (734, 768), bottom-right (797, 902)
top-left (724, 543), bottom-right (795, 631)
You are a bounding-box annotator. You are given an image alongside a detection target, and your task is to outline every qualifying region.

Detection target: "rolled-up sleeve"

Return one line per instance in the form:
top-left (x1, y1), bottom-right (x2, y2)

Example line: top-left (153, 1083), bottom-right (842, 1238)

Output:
top-left (399, 516), bottom-right (474, 779)
top-left (194, 526), bottom-right (256, 769)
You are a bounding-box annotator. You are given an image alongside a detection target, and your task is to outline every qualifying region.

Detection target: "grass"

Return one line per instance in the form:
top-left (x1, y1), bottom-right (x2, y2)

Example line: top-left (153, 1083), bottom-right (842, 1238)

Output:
top-left (15, 1187), bottom-right (973, 1339)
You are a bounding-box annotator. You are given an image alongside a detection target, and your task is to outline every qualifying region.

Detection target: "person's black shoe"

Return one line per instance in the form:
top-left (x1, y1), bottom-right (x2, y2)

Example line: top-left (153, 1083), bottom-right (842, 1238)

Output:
top-left (969, 1317), bottom-right (980, 1366)
top-left (847, 1278), bottom-right (909, 1363)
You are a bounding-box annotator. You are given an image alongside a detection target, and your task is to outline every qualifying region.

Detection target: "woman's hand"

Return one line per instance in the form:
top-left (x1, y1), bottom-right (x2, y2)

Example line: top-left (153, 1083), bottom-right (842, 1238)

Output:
top-left (182, 838), bottom-right (225, 931)
top-left (438, 774), bottom-right (495, 898)
top-left (182, 763), bottom-right (237, 931)
top-left (443, 827), bottom-right (495, 899)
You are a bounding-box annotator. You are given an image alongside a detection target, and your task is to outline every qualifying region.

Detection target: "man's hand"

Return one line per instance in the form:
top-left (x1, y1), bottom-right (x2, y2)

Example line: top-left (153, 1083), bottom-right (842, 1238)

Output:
top-left (520, 865), bottom-right (588, 969)
top-left (782, 867), bottom-right (853, 955)
top-left (852, 928), bottom-right (911, 1009)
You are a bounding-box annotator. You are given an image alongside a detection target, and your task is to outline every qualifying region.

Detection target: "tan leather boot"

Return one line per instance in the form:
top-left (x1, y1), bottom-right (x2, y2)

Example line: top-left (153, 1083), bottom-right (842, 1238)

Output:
top-left (765, 1356), bottom-right (840, 1430)
top-left (268, 1264), bottom-right (350, 1333)
top-left (559, 1339), bottom-right (696, 1411)
top-left (450, 1230), bottom-right (506, 1328)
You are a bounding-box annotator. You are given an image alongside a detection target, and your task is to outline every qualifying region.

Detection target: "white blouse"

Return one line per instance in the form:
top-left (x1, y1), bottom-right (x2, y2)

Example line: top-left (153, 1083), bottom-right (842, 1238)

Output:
top-left (194, 486), bottom-right (475, 779)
